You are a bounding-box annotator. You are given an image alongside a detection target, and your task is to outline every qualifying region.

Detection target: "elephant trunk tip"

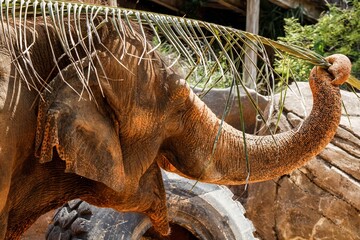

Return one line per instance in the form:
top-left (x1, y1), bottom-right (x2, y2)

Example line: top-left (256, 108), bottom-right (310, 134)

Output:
top-left (325, 54), bottom-right (352, 86)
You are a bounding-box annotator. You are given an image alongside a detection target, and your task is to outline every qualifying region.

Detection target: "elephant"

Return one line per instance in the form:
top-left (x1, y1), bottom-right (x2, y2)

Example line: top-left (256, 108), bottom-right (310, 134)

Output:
top-left (0, 10), bottom-right (352, 239)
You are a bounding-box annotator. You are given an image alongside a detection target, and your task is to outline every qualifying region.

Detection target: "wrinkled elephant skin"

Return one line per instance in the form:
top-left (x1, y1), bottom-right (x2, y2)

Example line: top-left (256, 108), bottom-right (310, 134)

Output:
top-left (0, 14), bottom-right (351, 240)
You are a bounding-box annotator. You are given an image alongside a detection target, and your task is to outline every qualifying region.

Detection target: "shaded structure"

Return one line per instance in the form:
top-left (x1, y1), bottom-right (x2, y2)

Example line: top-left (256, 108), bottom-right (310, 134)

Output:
top-left (118, 0), bottom-right (348, 25)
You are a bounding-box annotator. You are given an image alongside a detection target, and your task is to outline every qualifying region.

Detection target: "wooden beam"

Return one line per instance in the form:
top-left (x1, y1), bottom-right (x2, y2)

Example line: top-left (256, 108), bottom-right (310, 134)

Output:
top-left (204, 0), bottom-right (246, 15)
top-left (108, 0), bottom-right (117, 7)
top-left (243, 0), bottom-right (260, 88)
top-left (148, 0), bottom-right (180, 13)
top-left (268, 0), bottom-right (322, 20)
top-left (149, 0), bottom-right (247, 15)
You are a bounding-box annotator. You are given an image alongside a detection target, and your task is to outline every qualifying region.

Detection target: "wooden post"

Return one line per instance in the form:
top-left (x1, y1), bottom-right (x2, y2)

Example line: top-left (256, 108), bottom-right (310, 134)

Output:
top-left (109, 0), bottom-right (117, 7)
top-left (244, 0), bottom-right (260, 88)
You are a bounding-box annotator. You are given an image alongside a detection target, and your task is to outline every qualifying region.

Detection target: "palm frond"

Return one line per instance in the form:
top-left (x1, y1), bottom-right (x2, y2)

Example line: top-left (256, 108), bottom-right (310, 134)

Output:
top-left (348, 75), bottom-right (360, 90)
top-left (1, 0), bottom-right (334, 94)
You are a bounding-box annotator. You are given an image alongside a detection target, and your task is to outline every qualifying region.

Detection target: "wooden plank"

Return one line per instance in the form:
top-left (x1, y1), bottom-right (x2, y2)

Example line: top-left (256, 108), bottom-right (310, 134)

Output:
top-left (149, 0), bottom-right (247, 15)
top-left (204, 0), bottom-right (246, 14)
top-left (148, 0), bottom-right (180, 12)
top-left (109, 0), bottom-right (117, 7)
top-left (268, 0), bottom-right (322, 20)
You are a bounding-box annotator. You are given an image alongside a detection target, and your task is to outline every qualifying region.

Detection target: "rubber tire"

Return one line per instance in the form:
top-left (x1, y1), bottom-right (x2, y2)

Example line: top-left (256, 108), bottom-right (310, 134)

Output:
top-left (47, 171), bottom-right (256, 240)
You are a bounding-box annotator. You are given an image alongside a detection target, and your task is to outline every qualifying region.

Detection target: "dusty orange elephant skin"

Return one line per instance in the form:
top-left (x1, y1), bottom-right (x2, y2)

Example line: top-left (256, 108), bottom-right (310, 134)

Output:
top-left (0, 13), bottom-right (352, 240)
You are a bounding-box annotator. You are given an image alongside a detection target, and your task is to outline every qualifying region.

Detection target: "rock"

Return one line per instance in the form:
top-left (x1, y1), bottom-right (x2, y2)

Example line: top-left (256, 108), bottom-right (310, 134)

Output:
top-left (241, 82), bottom-right (360, 240)
top-left (275, 171), bottom-right (323, 239)
top-left (243, 180), bottom-right (278, 239)
top-left (318, 196), bottom-right (360, 237)
top-left (304, 157), bottom-right (360, 212)
top-left (319, 143), bottom-right (360, 181)
top-left (311, 217), bottom-right (357, 240)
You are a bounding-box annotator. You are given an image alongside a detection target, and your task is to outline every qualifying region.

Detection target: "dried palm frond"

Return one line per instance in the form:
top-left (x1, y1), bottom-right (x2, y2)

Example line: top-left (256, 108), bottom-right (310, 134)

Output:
top-left (1, 0), bottom-right (332, 93)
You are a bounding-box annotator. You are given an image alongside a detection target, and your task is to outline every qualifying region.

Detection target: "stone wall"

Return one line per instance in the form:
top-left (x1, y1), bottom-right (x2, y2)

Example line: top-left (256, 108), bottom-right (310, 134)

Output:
top-left (242, 82), bottom-right (360, 239)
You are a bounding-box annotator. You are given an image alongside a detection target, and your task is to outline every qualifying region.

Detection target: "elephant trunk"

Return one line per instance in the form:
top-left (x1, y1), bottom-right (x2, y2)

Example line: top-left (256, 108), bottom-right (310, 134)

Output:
top-left (163, 54), bottom-right (351, 185)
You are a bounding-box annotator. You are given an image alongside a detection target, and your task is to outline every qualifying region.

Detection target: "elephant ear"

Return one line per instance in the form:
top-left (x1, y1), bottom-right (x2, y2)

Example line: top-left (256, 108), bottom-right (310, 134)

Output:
top-left (35, 62), bottom-right (125, 192)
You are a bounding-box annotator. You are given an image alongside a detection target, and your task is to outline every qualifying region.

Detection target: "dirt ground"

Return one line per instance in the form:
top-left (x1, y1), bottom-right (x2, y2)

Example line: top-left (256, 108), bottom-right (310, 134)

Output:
top-left (21, 211), bottom-right (54, 240)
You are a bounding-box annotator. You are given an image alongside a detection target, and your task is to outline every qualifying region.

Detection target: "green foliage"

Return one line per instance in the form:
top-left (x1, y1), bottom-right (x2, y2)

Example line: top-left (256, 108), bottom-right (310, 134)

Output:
top-left (276, 1), bottom-right (360, 81)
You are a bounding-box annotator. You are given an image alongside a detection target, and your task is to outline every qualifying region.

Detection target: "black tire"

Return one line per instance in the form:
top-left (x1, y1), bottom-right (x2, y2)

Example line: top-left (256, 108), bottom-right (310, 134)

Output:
top-left (47, 171), bottom-right (256, 240)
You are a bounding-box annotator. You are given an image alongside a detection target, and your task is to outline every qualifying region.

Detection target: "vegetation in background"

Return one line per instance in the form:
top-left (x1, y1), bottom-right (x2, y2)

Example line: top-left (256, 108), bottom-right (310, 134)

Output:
top-left (275, 0), bottom-right (360, 82)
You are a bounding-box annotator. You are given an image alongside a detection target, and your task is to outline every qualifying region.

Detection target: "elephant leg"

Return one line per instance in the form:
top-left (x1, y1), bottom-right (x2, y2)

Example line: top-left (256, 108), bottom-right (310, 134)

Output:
top-left (0, 200), bottom-right (9, 240)
top-left (0, 53), bottom-right (15, 240)
top-left (92, 161), bottom-right (170, 236)
top-left (0, 142), bottom-right (13, 239)
top-left (139, 162), bottom-right (170, 236)
top-left (0, 53), bottom-right (37, 239)
top-left (0, 152), bottom-right (13, 240)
